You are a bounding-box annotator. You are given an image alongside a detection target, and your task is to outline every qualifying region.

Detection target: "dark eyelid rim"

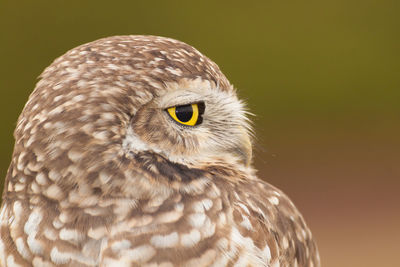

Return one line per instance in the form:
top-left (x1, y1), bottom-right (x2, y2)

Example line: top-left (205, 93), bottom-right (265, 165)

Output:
top-left (197, 101), bottom-right (205, 114)
top-left (165, 101), bottom-right (206, 114)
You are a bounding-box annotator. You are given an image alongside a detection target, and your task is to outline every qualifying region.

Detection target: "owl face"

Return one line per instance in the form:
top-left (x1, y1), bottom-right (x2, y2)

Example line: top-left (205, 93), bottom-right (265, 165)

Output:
top-left (126, 78), bottom-right (252, 168)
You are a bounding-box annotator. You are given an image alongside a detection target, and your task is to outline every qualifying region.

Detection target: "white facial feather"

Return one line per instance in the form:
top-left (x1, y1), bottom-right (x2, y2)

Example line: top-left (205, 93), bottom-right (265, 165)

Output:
top-left (123, 79), bottom-right (252, 168)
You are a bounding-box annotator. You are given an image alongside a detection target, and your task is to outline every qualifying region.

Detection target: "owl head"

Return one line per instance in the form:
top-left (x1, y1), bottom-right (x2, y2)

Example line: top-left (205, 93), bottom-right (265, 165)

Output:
top-left (12, 36), bottom-right (253, 198)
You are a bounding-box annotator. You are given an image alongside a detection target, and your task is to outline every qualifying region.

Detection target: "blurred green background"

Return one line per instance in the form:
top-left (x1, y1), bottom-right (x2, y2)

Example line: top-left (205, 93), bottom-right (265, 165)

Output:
top-left (1, 1), bottom-right (399, 266)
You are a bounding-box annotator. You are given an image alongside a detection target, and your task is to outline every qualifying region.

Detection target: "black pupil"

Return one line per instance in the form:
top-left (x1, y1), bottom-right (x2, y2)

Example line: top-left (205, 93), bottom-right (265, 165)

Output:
top-left (175, 104), bottom-right (193, 122)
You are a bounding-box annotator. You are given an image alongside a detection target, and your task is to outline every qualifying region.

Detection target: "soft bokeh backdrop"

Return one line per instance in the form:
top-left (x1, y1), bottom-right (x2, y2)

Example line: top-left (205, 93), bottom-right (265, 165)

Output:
top-left (1, 1), bottom-right (399, 266)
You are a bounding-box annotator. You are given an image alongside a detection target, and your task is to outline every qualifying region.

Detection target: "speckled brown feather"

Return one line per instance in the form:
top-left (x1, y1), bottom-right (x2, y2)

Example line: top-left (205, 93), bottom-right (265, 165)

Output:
top-left (0, 35), bottom-right (320, 266)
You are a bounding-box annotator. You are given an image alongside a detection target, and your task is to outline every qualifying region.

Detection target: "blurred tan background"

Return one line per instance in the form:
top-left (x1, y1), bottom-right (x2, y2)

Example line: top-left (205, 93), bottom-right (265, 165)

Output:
top-left (1, 1), bottom-right (399, 266)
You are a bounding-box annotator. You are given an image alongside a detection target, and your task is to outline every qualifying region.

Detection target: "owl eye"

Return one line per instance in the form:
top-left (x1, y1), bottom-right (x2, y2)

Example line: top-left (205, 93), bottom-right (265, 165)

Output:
top-left (166, 102), bottom-right (205, 126)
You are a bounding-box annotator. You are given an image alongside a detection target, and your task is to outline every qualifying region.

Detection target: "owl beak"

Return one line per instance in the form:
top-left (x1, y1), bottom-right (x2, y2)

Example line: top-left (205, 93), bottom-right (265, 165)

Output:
top-left (234, 129), bottom-right (253, 167)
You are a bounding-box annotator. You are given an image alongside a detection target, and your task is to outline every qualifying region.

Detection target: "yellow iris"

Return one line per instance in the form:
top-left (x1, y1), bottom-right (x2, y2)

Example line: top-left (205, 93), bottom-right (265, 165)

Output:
top-left (167, 103), bottom-right (200, 126)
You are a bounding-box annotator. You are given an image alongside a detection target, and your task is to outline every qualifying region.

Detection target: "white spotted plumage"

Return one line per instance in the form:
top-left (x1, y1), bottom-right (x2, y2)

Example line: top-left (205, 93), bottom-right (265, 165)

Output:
top-left (0, 35), bottom-right (320, 266)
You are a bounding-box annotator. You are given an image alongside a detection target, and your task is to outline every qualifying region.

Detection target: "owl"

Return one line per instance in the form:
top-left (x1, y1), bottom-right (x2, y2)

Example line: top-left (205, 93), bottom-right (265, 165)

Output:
top-left (0, 35), bottom-right (320, 267)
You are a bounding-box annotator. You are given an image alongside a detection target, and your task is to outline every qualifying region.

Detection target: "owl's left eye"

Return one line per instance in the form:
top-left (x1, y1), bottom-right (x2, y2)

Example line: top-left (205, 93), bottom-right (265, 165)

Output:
top-left (166, 102), bottom-right (205, 126)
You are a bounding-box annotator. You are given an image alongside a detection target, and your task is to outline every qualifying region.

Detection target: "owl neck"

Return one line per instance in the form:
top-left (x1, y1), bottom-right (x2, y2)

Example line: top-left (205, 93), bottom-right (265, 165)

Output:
top-left (3, 145), bottom-right (251, 212)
